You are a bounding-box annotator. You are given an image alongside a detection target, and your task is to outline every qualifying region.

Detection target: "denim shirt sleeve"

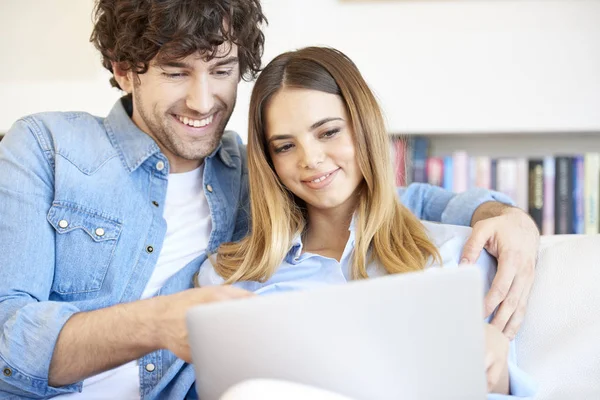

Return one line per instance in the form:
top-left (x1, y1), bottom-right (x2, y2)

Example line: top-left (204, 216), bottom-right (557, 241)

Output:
top-left (0, 119), bottom-right (83, 397)
top-left (397, 183), bottom-right (515, 226)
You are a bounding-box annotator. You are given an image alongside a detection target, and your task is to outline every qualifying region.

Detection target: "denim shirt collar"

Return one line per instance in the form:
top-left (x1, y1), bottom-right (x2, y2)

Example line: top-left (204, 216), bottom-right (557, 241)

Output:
top-left (286, 214), bottom-right (357, 264)
top-left (104, 96), bottom-right (235, 173)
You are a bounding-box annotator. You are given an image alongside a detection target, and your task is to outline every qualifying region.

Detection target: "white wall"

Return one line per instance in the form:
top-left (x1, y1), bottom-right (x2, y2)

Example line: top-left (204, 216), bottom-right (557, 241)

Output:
top-left (1, 0), bottom-right (599, 137)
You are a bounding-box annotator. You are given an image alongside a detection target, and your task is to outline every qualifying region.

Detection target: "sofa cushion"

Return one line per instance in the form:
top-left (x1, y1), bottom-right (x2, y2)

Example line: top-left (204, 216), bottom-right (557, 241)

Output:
top-left (516, 234), bottom-right (600, 400)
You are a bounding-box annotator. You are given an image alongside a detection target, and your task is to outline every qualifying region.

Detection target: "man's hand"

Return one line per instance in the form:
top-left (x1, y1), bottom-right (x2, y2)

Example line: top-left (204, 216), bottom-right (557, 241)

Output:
top-left (153, 286), bottom-right (254, 362)
top-left (461, 202), bottom-right (540, 339)
top-left (483, 323), bottom-right (510, 394)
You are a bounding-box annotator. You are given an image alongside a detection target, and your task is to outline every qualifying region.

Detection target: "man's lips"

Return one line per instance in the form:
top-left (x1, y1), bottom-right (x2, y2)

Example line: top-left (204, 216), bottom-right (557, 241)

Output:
top-left (173, 113), bottom-right (215, 128)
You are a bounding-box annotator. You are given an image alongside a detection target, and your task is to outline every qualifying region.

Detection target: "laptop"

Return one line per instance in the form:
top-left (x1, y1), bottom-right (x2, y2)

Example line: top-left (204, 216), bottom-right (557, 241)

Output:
top-left (186, 266), bottom-right (488, 400)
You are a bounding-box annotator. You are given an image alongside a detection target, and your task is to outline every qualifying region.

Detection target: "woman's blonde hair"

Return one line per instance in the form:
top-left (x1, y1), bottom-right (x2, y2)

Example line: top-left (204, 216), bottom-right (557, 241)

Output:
top-left (214, 46), bottom-right (439, 283)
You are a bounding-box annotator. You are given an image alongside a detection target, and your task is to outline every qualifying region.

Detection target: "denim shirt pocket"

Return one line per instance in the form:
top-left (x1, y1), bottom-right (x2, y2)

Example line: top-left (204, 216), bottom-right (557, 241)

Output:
top-left (47, 203), bottom-right (122, 296)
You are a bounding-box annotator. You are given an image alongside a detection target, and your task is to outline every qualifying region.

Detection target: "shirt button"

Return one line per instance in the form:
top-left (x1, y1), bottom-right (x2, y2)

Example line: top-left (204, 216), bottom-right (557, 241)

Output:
top-left (206, 184), bottom-right (213, 193)
top-left (58, 220), bottom-right (69, 229)
top-left (146, 245), bottom-right (154, 253)
top-left (145, 363), bottom-right (156, 372)
top-left (2, 368), bottom-right (11, 377)
top-left (156, 161), bottom-right (165, 171)
top-left (95, 228), bottom-right (105, 237)
top-left (152, 201), bottom-right (159, 207)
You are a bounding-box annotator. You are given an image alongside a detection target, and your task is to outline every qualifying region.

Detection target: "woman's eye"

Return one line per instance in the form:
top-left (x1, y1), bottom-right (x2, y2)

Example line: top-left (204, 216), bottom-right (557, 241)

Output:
top-left (321, 128), bottom-right (340, 138)
top-left (274, 144), bottom-right (294, 154)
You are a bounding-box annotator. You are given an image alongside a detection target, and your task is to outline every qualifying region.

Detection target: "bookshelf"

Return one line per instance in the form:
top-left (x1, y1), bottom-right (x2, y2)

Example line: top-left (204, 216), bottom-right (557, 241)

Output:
top-left (393, 132), bottom-right (600, 236)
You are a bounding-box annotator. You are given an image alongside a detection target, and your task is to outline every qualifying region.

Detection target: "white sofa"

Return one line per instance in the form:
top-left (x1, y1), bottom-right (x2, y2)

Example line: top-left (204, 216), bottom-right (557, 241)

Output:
top-left (220, 234), bottom-right (600, 400)
top-left (516, 234), bottom-right (600, 399)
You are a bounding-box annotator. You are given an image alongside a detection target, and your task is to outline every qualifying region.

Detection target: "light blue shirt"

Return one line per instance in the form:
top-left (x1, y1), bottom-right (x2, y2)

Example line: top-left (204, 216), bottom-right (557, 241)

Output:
top-left (0, 96), bottom-right (511, 399)
top-left (199, 221), bottom-right (536, 399)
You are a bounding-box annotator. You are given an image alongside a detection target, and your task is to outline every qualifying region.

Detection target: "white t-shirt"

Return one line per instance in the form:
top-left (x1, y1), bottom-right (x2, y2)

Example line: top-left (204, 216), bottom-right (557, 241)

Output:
top-left (55, 166), bottom-right (212, 399)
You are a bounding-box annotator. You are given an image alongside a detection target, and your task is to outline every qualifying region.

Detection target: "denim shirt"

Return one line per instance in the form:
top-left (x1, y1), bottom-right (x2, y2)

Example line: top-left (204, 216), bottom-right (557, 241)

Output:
top-left (198, 221), bottom-right (536, 399)
top-left (0, 98), bottom-right (249, 399)
top-left (0, 97), bottom-right (510, 399)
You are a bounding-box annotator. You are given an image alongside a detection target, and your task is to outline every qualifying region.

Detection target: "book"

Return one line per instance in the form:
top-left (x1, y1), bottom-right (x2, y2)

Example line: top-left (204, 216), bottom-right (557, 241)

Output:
top-left (528, 159), bottom-right (544, 232)
top-left (584, 153), bottom-right (600, 234)
top-left (516, 158), bottom-right (529, 211)
top-left (412, 137), bottom-right (429, 183)
top-left (426, 157), bottom-right (444, 187)
top-left (452, 151), bottom-right (469, 193)
top-left (542, 156), bottom-right (555, 235)
top-left (474, 156), bottom-right (491, 189)
top-left (496, 159), bottom-right (518, 205)
top-left (442, 156), bottom-right (453, 192)
top-left (572, 156), bottom-right (585, 234)
top-left (555, 156), bottom-right (574, 234)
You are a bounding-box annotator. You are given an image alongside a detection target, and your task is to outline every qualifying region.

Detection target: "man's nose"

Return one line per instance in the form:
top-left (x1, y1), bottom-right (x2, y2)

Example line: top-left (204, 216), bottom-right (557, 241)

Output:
top-left (186, 75), bottom-right (215, 115)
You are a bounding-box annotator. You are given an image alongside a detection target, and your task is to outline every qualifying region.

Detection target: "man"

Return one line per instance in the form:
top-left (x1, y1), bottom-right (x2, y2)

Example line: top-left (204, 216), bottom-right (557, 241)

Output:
top-left (0, 0), bottom-right (538, 398)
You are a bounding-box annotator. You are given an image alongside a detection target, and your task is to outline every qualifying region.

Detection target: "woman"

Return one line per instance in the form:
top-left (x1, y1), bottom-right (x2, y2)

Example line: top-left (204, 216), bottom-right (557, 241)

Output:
top-left (198, 47), bottom-right (535, 398)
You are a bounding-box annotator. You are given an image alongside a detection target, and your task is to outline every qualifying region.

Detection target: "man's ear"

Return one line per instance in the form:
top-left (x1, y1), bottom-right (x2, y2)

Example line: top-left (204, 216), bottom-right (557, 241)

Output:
top-left (111, 61), bottom-right (134, 93)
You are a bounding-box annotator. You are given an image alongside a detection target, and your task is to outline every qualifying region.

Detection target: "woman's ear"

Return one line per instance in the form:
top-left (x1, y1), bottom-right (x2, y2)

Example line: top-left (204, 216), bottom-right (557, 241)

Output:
top-left (111, 61), bottom-right (134, 93)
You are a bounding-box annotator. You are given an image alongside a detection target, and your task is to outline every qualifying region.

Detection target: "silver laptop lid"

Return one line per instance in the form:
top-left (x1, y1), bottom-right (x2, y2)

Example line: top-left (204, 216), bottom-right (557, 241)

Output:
top-left (187, 266), bottom-right (487, 400)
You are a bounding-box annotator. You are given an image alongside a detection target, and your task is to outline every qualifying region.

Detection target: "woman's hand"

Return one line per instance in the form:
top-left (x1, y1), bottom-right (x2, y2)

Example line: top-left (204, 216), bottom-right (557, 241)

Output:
top-left (484, 323), bottom-right (510, 394)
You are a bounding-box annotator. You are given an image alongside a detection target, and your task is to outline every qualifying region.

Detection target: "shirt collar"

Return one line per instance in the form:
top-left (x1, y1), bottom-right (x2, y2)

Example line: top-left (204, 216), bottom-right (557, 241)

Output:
top-left (285, 213), bottom-right (358, 264)
top-left (104, 96), bottom-right (235, 173)
top-left (104, 96), bottom-right (161, 173)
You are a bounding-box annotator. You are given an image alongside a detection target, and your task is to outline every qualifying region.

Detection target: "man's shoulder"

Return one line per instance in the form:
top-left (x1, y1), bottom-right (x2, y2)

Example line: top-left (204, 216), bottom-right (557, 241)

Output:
top-left (13, 111), bottom-right (117, 170)
top-left (18, 111), bottom-right (108, 146)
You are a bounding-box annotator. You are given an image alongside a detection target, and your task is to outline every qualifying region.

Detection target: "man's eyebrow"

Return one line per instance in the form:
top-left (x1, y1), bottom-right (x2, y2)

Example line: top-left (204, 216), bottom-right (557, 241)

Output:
top-left (212, 56), bottom-right (239, 68)
top-left (158, 60), bottom-right (193, 69)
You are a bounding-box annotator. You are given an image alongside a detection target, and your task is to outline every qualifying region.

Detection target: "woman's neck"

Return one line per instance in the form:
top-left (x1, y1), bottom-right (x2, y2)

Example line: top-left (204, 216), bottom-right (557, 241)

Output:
top-left (302, 199), bottom-right (357, 262)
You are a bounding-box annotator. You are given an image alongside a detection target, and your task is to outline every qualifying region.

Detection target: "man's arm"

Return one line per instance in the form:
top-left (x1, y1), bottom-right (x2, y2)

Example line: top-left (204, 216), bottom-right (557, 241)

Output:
top-left (0, 121), bottom-right (252, 397)
top-left (49, 286), bottom-right (252, 387)
top-left (398, 183), bottom-right (539, 338)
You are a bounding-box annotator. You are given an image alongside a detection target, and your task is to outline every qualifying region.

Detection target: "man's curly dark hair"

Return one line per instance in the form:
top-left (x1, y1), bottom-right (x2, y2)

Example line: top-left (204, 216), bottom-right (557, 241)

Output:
top-left (90, 0), bottom-right (267, 90)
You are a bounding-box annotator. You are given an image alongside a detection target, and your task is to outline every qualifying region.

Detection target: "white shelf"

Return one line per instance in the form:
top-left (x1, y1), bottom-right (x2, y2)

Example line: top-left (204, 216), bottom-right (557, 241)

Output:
top-left (393, 132), bottom-right (600, 158)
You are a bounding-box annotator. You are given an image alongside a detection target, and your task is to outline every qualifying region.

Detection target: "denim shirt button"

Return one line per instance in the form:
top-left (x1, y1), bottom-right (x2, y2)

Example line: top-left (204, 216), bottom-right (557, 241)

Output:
top-left (2, 368), bottom-right (11, 377)
top-left (156, 161), bottom-right (165, 171)
top-left (206, 184), bottom-right (213, 193)
top-left (58, 220), bottom-right (69, 229)
top-left (145, 363), bottom-right (156, 372)
top-left (146, 245), bottom-right (154, 253)
top-left (95, 228), bottom-right (105, 237)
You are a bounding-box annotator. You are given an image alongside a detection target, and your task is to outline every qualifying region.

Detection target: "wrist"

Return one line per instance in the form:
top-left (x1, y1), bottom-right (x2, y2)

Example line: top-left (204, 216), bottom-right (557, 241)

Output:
top-left (470, 201), bottom-right (512, 226)
top-left (129, 296), bottom-right (167, 350)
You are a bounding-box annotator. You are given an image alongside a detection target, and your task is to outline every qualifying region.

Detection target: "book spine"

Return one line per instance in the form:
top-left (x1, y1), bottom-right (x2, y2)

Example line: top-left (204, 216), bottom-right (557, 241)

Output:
top-left (426, 157), bottom-right (444, 187)
top-left (542, 156), bottom-right (555, 235)
top-left (452, 151), bottom-right (469, 193)
top-left (528, 159), bottom-right (544, 233)
top-left (584, 153), bottom-right (600, 234)
top-left (572, 156), bottom-right (585, 234)
top-left (443, 156), bottom-right (453, 192)
top-left (554, 157), bottom-right (573, 234)
top-left (412, 137), bottom-right (429, 183)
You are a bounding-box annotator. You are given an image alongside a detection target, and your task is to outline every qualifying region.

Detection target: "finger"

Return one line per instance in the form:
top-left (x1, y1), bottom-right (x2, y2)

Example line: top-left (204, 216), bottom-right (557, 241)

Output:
top-left (489, 271), bottom-right (526, 333)
top-left (486, 362), bottom-right (502, 392)
top-left (460, 222), bottom-right (493, 265)
top-left (502, 271), bottom-right (534, 339)
top-left (484, 254), bottom-right (519, 317)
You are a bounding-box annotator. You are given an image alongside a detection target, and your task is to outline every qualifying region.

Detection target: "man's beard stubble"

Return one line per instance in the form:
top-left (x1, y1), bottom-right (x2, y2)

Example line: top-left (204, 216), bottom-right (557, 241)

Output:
top-left (134, 90), bottom-right (235, 162)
